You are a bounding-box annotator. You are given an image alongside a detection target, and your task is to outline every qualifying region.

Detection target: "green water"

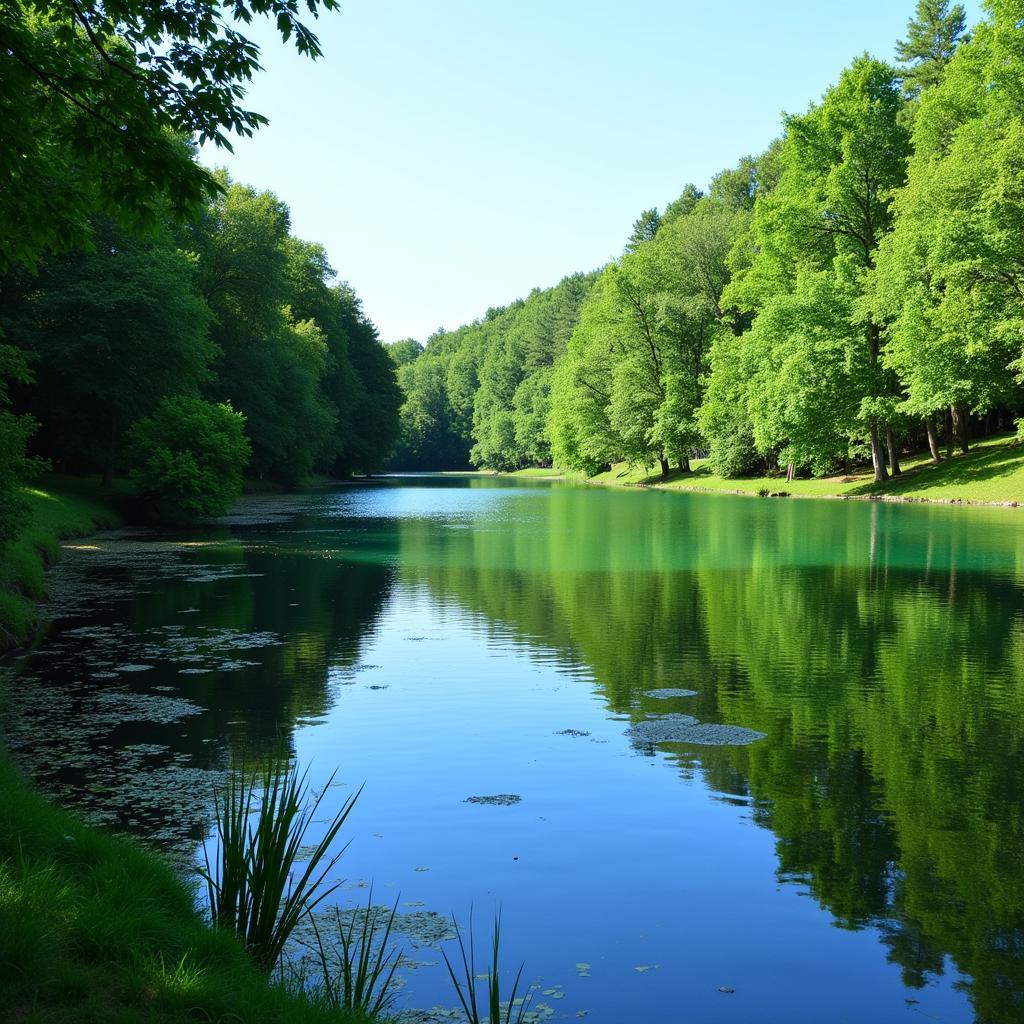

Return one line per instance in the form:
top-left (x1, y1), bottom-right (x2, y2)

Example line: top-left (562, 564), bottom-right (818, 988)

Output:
top-left (7, 477), bottom-right (1024, 1023)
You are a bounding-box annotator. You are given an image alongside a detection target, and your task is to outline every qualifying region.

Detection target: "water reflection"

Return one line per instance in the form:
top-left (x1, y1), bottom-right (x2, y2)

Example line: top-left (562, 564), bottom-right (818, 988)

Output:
top-left (5, 480), bottom-right (1023, 1022)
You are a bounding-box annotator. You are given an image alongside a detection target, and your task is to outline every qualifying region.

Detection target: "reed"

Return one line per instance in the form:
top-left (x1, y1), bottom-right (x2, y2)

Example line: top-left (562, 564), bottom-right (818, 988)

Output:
top-left (302, 887), bottom-right (404, 1016)
top-left (199, 756), bottom-right (360, 974)
top-left (441, 909), bottom-right (530, 1024)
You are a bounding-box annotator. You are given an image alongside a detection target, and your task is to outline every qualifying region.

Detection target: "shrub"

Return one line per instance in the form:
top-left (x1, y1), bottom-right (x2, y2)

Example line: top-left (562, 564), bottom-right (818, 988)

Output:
top-left (708, 427), bottom-right (763, 478)
top-left (127, 396), bottom-right (250, 523)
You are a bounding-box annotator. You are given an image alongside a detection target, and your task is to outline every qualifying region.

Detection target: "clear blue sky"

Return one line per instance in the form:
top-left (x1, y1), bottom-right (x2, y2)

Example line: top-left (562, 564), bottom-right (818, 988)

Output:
top-left (200, 0), bottom-right (983, 343)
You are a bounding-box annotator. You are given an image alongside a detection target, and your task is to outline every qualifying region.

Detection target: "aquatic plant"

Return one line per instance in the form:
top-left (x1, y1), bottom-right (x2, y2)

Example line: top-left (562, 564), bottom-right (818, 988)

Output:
top-left (442, 909), bottom-right (531, 1024)
top-left (302, 888), bottom-right (404, 1016)
top-left (199, 757), bottom-right (360, 974)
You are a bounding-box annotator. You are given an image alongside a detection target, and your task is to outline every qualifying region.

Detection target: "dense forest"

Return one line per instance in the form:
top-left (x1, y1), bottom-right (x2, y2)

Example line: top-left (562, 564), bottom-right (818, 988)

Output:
top-left (1, 0), bottom-right (400, 530)
top-left (391, 0), bottom-right (1024, 483)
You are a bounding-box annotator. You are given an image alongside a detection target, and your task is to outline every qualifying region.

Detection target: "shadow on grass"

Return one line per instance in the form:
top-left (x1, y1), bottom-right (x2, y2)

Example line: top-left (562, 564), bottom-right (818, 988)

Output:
top-left (847, 440), bottom-right (1024, 498)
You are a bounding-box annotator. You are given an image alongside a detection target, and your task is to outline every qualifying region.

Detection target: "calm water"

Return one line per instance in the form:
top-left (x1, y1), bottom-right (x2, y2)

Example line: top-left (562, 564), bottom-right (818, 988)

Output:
top-left (6, 477), bottom-right (1024, 1023)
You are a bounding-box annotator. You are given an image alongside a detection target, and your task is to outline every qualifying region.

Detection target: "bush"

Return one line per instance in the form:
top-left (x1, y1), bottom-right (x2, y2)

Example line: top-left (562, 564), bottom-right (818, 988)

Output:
top-left (708, 427), bottom-right (763, 478)
top-left (127, 396), bottom-right (250, 522)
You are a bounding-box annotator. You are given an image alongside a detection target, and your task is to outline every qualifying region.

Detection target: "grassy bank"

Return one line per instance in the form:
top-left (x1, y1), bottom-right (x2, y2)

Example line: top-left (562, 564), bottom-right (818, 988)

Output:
top-left (517, 433), bottom-right (1024, 506)
top-left (0, 476), bottom-right (128, 650)
top-left (0, 752), bottom-right (373, 1024)
top-left (0, 478), bottom-right (370, 1024)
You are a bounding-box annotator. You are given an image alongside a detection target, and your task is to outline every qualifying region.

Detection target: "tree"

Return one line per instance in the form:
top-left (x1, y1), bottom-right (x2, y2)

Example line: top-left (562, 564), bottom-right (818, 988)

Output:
top-left (874, 6), bottom-right (1024, 454)
top-left (550, 195), bottom-right (744, 478)
top-left (626, 208), bottom-right (662, 251)
top-left (722, 57), bottom-right (911, 481)
top-left (386, 338), bottom-right (423, 367)
top-left (191, 180), bottom-right (334, 484)
top-left (895, 1), bottom-right (968, 98)
top-left (662, 184), bottom-right (705, 229)
top-left (0, 344), bottom-right (40, 553)
top-left (1, 219), bottom-right (213, 482)
top-left (468, 273), bottom-right (595, 470)
top-left (127, 396), bottom-right (250, 522)
top-left (0, 0), bottom-right (340, 269)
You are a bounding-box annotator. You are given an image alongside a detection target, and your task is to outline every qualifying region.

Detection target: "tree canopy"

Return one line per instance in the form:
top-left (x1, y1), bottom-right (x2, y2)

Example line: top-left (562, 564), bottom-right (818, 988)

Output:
top-left (390, 3), bottom-right (1023, 484)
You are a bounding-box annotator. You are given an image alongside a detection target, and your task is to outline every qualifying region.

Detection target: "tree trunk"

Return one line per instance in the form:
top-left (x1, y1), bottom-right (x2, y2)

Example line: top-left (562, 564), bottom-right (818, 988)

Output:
top-left (885, 423), bottom-right (902, 476)
top-left (785, 462), bottom-right (796, 482)
top-left (678, 457), bottom-right (691, 474)
top-left (925, 417), bottom-right (941, 464)
top-left (869, 421), bottom-right (889, 483)
top-left (951, 404), bottom-right (969, 453)
top-left (659, 457), bottom-right (670, 479)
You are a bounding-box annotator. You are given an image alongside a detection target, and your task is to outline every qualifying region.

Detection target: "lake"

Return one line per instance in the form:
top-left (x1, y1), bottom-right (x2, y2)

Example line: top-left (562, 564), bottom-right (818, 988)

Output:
top-left (5, 476), bottom-right (1024, 1023)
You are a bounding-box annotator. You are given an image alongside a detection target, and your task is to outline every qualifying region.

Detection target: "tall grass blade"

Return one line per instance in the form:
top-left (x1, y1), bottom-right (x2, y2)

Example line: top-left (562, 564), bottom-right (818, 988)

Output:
top-left (304, 887), bottom-right (404, 1015)
top-left (441, 908), bottom-right (530, 1024)
top-left (198, 755), bottom-right (361, 974)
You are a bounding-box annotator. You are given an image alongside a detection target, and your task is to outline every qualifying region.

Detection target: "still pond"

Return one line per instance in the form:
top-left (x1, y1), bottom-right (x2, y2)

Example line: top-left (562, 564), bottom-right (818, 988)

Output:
top-left (6, 476), bottom-right (1024, 1023)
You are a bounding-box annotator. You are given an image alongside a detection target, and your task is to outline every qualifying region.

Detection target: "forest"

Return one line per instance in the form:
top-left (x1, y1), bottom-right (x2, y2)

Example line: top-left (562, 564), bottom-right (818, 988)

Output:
top-left (390, 1), bottom-right (1024, 485)
top-left (0, 0), bottom-right (401, 534)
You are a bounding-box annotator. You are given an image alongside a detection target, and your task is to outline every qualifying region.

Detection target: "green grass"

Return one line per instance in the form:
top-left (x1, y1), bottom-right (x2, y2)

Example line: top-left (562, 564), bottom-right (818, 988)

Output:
top-left (503, 467), bottom-right (574, 480)
top-left (583, 433), bottom-right (1024, 505)
top-left (0, 751), bottom-right (374, 1024)
top-left (0, 475), bottom-right (130, 650)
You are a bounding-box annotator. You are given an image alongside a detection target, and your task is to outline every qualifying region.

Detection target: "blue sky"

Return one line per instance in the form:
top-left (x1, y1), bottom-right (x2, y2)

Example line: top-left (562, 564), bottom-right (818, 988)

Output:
top-left (201, 0), bottom-right (983, 343)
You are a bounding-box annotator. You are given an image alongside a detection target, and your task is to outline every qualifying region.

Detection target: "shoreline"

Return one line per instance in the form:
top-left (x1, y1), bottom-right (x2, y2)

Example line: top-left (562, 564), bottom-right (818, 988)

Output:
top-left (581, 475), bottom-right (1024, 509)
top-left (0, 478), bottom-right (378, 1024)
top-left (486, 433), bottom-right (1024, 510)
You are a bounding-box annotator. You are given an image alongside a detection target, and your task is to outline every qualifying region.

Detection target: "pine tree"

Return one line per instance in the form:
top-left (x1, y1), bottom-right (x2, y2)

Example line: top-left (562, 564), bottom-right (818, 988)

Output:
top-left (895, 1), bottom-right (968, 98)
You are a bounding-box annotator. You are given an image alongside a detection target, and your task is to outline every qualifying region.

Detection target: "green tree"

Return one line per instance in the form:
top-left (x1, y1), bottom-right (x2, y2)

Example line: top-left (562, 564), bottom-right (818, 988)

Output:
top-left (0, 345), bottom-right (39, 552)
top-left (0, 0), bottom-right (339, 269)
top-left (626, 208), bottom-right (662, 251)
top-left (127, 395), bottom-right (250, 522)
top-left (722, 57), bottom-right (911, 481)
top-left (895, 0), bottom-right (968, 98)
top-left (1, 219), bottom-right (213, 482)
top-left (874, 7), bottom-right (1024, 454)
top-left (193, 180), bottom-right (335, 484)
top-left (386, 338), bottom-right (423, 367)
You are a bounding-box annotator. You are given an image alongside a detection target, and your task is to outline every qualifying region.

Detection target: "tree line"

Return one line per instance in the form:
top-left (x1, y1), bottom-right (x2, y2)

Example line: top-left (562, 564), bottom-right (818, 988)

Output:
top-left (1, 0), bottom-right (399, 528)
top-left (394, 1), bottom-right (1024, 483)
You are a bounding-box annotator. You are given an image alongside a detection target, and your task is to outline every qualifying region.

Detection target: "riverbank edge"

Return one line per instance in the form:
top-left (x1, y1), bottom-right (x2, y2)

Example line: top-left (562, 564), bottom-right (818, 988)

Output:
top-left (496, 435), bottom-right (1024, 509)
top-left (0, 481), bottom-right (371, 1024)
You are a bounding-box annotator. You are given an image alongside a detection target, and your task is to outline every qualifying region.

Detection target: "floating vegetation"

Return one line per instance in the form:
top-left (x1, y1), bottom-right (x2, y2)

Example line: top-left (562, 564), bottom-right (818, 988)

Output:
top-left (555, 729), bottom-right (590, 737)
top-left (3, 673), bottom-right (228, 861)
top-left (464, 794), bottom-right (522, 806)
top-left (42, 531), bottom-right (273, 619)
top-left (627, 713), bottom-right (766, 747)
top-left (292, 905), bottom-right (459, 952)
top-left (91, 691), bottom-right (203, 725)
top-left (643, 688), bottom-right (697, 699)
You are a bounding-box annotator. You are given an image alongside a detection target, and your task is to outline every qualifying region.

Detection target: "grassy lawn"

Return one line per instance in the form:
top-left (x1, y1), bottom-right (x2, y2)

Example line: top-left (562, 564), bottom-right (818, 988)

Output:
top-left (576, 433), bottom-right (1024, 505)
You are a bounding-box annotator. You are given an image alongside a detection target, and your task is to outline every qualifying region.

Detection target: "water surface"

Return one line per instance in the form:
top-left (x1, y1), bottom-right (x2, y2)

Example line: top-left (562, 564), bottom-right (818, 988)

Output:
top-left (7, 477), bottom-right (1024, 1023)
